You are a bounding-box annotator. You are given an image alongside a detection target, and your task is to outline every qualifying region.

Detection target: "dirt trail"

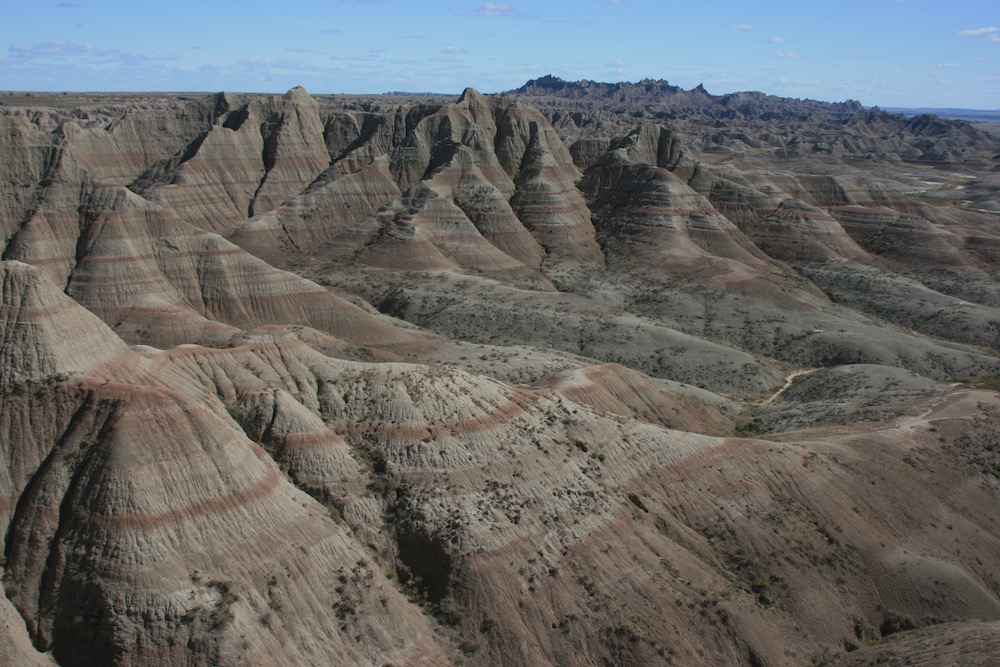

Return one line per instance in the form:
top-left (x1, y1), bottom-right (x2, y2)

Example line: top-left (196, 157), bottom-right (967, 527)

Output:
top-left (761, 368), bottom-right (817, 406)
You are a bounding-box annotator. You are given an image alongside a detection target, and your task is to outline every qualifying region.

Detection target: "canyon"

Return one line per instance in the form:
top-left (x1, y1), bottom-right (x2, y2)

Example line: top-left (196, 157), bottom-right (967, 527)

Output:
top-left (2, 79), bottom-right (1000, 665)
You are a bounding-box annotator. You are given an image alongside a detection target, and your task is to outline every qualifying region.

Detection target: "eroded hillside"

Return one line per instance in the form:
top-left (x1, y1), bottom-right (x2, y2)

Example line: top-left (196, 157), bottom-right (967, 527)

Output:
top-left (2, 84), bottom-right (1000, 666)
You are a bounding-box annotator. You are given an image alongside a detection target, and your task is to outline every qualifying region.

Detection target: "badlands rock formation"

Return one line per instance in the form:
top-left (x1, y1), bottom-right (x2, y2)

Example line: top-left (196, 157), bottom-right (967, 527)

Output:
top-left (2, 81), bottom-right (1000, 665)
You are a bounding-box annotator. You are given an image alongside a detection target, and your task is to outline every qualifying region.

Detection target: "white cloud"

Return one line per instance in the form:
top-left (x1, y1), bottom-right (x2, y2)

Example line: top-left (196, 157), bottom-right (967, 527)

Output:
top-left (441, 45), bottom-right (467, 54)
top-left (732, 24), bottom-right (752, 30)
top-left (7, 42), bottom-right (179, 69)
top-left (773, 51), bottom-right (800, 60)
top-left (958, 27), bottom-right (998, 37)
top-left (470, 3), bottom-right (531, 18)
top-left (329, 49), bottom-right (389, 64)
top-left (768, 36), bottom-right (785, 43)
top-left (602, 58), bottom-right (627, 79)
top-left (958, 27), bottom-right (1000, 43)
top-left (9, 41), bottom-right (117, 58)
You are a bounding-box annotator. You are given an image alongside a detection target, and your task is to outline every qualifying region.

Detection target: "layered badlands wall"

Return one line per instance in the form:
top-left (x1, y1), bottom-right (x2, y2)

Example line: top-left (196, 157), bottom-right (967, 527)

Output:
top-left (2, 87), bottom-right (1000, 665)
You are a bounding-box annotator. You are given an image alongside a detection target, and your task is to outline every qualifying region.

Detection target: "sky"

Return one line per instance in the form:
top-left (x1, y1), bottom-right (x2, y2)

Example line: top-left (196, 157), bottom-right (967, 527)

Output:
top-left (1, 0), bottom-right (998, 109)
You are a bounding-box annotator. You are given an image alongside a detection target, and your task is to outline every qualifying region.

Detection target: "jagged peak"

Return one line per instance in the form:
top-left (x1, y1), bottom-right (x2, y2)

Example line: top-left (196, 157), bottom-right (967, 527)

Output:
top-left (519, 74), bottom-right (568, 90)
top-left (284, 85), bottom-right (311, 101)
top-left (504, 76), bottom-right (866, 120)
top-left (458, 87), bottom-right (487, 106)
top-left (213, 91), bottom-right (236, 118)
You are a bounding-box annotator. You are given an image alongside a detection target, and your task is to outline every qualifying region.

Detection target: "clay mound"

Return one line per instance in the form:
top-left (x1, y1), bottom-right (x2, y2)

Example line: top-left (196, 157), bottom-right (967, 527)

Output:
top-left (0, 262), bottom-right (135, 533)
top-left (0, 277), bottom-right (449, 664)
top-left (376, 88), bottom-right (611, 278)
top-left (754, 199), bottom-right (872, 261)
top-left (2, 381), bottom-right (449, 666)
top-left (140, 331), bottom-right (366, 500)
top-left (698, 170), bottom-right (1000, 349)
top-left (0, 261), bottom-right (130, 384)
top-left (324, 105), bottom-right (429, 162)
top-left (375, 88), bottom-right (611, 278)
top-left (548, 363), bottom-right (733, 434)
top-left (358, 184), bottom-right (534, 278)
top-left (832, 205), bottom-right (971, 267)
top-left (225, 88), bottom-right (595, 283)
top-left (140, 121), bottom-right (266, 229)
top-left (250, 87), bottom-right (332, 214)
top-left (690, 164), bottom-right (1000, 351)
top-left (141, 327), bottom-right (790, 664)
top-left (6, 271), bottom-right (997, 665)
top-left (766, 173), bottom-right (883, 208)
top-left (2, 107), bottom-right (392, 350)
top-left (1, 115), bottom-right (148, 285)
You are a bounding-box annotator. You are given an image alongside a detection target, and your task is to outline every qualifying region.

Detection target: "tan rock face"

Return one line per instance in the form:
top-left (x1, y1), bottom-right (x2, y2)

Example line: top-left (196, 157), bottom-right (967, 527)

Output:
top-left (225, 153), bottom-right (402, 267)
top-left (509, 119), bottom-right (605, 271)
top-left (581, 147), bottom-right (767, 269)
top-left (0, 114), bottom-right (53, 243)
top-left (0, 262), bottom-right (131, 383)
top-left (2, 85), bottom-right (1000, 665)
top-left (137, 88), bottom-right (330, 231)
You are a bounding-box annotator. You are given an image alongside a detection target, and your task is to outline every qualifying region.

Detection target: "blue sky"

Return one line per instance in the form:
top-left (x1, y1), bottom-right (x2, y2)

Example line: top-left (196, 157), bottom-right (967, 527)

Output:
top-left (2, 0), bottom-right (998, 108)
